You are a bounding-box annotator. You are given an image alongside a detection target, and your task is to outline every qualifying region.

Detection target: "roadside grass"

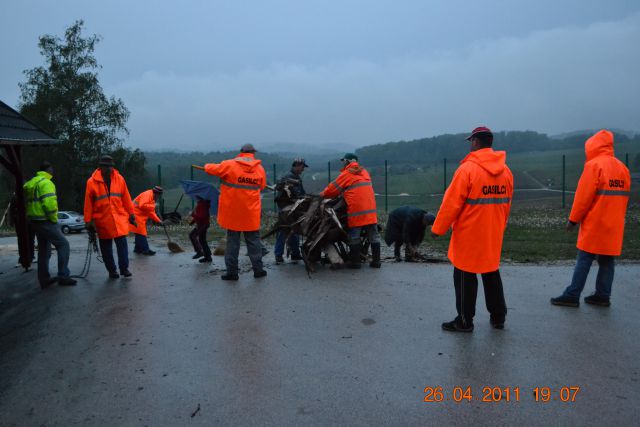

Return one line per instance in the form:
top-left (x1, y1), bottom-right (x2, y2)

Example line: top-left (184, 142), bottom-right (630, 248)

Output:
top-left (145, 205), bottom-right (640, 263)
top-left (425, 205), bottom-right (640, 262)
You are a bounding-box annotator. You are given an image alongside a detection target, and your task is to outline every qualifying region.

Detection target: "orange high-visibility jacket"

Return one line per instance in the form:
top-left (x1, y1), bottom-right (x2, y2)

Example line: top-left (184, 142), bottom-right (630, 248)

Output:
top-left (320, 162), bottom-right (378, 227)
top-left (204, 153), bottom-right (266, 231)
top-left (569, 130), bottom-right (631, 256)
top-left (432, 148), bottom-right (514, 273)
top-left (130, 189), bottom-right (162, 236)
top-left (84, 168), bottom-right (135, 239)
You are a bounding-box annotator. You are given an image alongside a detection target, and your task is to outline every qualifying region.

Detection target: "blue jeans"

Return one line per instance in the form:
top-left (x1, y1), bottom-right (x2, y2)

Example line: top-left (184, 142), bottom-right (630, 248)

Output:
top-left (347, 224), bottom-right (381, 245)
top-left (31, 220), bottom-right (71, 281)
top-left (563, 249), bottom-right (615, 298)
top-left (134, 234), bottom-right (150, 252)
top-left (225, 230), bottom-right (264, 275)
top-left (274, 231), bottom-right (301, 257)
top-left (100, 236), bottom-right (129, 274)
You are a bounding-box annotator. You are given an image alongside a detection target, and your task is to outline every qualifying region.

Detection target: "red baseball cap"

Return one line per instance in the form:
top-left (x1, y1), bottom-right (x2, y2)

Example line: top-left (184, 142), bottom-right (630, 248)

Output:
top-left (465, 126), bottom-right (493, 141)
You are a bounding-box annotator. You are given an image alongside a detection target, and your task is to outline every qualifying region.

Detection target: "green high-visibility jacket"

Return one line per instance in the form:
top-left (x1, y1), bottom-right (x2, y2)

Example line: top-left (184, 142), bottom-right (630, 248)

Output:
top-left (24, 171), bottom-right (58, 223)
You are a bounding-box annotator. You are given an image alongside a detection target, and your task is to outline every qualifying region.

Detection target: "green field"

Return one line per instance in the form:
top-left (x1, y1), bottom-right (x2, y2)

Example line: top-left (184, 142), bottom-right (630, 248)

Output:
top-left (426, 206), bottom-right (640, 262)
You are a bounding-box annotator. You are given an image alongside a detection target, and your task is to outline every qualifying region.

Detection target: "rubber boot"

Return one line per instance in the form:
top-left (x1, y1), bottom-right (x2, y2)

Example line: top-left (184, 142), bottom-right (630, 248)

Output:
top-left (369, 242), bottom-right (381, 268)
top-left (394, 243), bottom-right (401, 262)
top-left (348, 244), bottom-right (361, 269)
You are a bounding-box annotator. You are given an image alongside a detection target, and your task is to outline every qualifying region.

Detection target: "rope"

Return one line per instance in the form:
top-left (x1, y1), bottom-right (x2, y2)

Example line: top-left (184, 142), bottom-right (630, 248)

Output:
top-left (70, 231), bottom-right (103, 279)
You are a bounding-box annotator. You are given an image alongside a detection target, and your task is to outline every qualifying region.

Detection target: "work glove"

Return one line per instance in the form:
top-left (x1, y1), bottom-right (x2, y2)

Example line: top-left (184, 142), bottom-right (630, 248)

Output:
top-left (129, 214), bottom-right (137, 227)
top-left (87, 228), bottom-right (97, 244)
top-left (86, 221), bottom-right (96, 233)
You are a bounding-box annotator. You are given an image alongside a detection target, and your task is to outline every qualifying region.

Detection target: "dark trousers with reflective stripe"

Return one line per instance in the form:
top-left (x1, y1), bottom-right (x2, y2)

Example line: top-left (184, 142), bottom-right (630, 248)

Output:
top-left (453, 267), bottom-right (507, 327)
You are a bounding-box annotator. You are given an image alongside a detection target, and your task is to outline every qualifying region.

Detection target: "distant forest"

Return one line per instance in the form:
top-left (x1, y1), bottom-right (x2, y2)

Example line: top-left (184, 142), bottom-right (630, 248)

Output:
top-left (354, 130), bottom-right (640, 168)
top-left (144, 130), bottom-right (639, 189)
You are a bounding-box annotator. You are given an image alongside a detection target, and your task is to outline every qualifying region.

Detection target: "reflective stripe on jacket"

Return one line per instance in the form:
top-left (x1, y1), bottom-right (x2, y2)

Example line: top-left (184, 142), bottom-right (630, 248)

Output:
top-left (84, 168), bottom-right (134, 239)
top-left (204, 153), bottom-right (266, 231)
top-left (432, 148), bottom-right (514, 273)
top-left (320, 162), bottom-right (378, 227)
top-left (24, 171), bottom-right (58, 223)
top-left (130, 189), bottom-right (161, 236)
top-left (569, 130), bottom-right (631, 256)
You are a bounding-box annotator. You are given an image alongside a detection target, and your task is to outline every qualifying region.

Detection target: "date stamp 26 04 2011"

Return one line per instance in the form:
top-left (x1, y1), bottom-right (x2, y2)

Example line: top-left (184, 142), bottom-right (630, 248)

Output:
top-left (423, 386), bottom-right (581, 403)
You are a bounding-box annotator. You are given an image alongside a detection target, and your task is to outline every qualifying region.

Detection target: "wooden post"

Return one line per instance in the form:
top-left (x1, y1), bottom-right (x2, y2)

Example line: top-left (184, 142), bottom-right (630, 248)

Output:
top-left (6, 146), bottom-right (30, 269)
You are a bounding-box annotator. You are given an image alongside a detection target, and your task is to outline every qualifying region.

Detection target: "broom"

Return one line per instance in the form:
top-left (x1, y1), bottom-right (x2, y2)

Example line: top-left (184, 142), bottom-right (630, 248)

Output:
top-left (162, 223), bottom-right (184, 253)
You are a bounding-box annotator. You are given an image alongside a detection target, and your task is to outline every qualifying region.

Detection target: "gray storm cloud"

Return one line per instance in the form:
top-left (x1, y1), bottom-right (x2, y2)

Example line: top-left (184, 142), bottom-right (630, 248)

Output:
top-left (112, 13), bottom-right (640, 151)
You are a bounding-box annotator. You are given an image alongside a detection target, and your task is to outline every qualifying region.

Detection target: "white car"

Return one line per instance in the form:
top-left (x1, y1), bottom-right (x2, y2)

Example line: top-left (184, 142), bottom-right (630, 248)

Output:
top-left (57, 211), bottom-right (85, 234)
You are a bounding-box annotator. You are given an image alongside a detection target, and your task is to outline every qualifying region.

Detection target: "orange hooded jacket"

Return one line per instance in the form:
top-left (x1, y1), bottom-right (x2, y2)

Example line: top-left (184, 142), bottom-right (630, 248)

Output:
top-left (432, 148), bottom-right (514, 273)
top-left (569, 130), bottom-right (631, 256)
top-left (130, 189), bottom-right (162, 236)
top-left (320, 161), bottom-right (378, 227)
top-left (84, 168), bottom-right (135, 239)
top-left (204, 152), bottom-right (266, 231)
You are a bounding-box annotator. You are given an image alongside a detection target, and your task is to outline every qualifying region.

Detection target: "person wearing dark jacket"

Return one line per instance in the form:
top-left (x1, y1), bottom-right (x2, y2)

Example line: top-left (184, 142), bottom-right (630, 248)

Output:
top-left (274, 158), bottom-right (308, 263)
top-left (384, 206), bottom-right (436, 262)
top-left (189, 196), bottom-right (212, 262)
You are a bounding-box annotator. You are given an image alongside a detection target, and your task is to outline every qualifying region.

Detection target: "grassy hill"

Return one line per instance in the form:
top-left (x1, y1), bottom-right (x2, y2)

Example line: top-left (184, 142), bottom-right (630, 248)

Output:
top-left (155, 140), bottom-right (638, 216)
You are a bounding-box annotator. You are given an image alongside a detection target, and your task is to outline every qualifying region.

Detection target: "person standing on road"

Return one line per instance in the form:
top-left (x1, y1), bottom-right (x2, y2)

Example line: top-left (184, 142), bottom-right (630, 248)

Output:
top-left (274, 157), bottom-right (308, 264)
top-left (189, 196), bottom-right (212, 263)
top-left (384, 206), bottom-right (436, 262)
top-left (431, 127), bottom-right (513, 332)
top-left (320, 153), bottom-right (381, 269)
top-left (193, 144), bottom-right (267, 281)
top-left (24, 161), bottom-right (77, 288)
top-left (84, 155), bottom-right (137, 279)
top-left (551, 130), bottom-right (631, 308)
top-left (131, 186), bottom-right (166, 255)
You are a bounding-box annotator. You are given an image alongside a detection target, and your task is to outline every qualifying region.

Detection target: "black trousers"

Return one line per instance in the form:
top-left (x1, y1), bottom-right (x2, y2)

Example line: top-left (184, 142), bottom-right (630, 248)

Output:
top-left (453, 267), bottom-right (507, 327)
top-left (189, 223), bottom-right (211, 259)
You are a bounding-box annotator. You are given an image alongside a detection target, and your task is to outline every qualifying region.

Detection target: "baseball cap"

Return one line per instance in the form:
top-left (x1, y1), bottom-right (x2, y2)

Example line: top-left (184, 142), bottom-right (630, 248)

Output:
top-left (292, 157), bottom-right (309, 167)
top-left (98, 155), bottom-right (115, 166)
top-left (240, 143), bottom-right (257, 153)
top-left (465, 126), bottom-right (493, 141)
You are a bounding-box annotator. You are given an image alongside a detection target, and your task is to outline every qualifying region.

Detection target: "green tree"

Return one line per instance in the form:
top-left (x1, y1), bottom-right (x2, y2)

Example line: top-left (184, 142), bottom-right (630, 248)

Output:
top-left (18, 20), bottom-right (151, 209)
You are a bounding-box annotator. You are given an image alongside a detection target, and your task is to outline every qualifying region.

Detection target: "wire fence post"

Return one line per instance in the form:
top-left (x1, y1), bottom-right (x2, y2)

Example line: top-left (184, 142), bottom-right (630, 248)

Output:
top-left (157, 164), bottom-right (164, 214)
top-left (443, 158), bottom-right (447, 194)
top-left (626, 152), bottom-right (629, 168)
top-left (327, 161), bottom-right (331, 185)
top-left (384, 160), bottom-right (388, 213)
top-left (562, 154), bottom-right (566, 209)
top-left (190, 165), bottom-right (194, 210)
top-left (273, 163), bottom-right (277, 212)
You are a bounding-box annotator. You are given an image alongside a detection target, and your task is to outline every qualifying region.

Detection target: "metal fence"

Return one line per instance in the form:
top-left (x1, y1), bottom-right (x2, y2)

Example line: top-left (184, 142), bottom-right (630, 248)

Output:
top-left (151, 151), bottom-right (637, 219)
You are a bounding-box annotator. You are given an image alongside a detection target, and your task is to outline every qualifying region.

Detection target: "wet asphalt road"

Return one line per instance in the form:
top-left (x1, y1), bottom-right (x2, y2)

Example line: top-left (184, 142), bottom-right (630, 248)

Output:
top-left (1, 234), bottom-right (639, 426)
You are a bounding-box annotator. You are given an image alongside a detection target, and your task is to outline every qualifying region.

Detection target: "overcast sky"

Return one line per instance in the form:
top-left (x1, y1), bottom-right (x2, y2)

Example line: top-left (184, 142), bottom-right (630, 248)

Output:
top-left (1, 0), bottom-right (639, 151)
